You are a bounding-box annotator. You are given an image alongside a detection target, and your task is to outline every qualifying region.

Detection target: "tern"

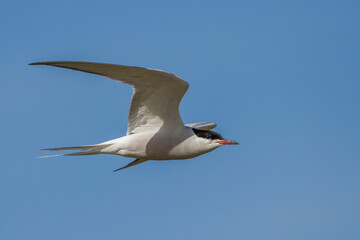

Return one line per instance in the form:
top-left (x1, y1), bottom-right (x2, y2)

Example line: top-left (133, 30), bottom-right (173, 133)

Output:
top-left (31, 61), bottom-right (239, 171)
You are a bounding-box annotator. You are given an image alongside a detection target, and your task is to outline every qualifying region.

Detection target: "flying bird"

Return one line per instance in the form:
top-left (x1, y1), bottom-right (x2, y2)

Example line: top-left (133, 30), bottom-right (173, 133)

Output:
top-left (31, 61), bottom-right (239, 171)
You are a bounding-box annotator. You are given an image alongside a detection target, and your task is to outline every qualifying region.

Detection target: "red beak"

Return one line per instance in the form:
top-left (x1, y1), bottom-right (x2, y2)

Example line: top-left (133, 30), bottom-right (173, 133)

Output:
top-left (217, 139), bottom-right (239, 145)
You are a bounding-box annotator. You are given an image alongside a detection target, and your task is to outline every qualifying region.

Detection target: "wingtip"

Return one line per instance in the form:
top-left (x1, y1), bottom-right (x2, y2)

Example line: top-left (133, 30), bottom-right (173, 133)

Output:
top-left (113, 167), bottom-right (125, 172)
top-left (29, 62), bottom-right (50, 66)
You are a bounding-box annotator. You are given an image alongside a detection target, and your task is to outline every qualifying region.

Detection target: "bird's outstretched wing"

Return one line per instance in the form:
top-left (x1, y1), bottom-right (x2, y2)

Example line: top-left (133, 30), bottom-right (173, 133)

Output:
top-left (30, 61), bottom-right (189, 135)
top-left (185, 122), bottom-right (217, 130)
top-left (113, 159), bottom-right (147, 172)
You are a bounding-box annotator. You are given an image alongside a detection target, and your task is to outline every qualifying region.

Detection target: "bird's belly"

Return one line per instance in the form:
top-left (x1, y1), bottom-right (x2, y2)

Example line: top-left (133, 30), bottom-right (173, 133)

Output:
top-left (116, 146), bottom-right (200, 160)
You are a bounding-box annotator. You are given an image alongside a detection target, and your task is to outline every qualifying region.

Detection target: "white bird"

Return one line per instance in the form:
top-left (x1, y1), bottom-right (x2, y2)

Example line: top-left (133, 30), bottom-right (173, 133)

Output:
top-left (31, 61), bottom-right (239, 171)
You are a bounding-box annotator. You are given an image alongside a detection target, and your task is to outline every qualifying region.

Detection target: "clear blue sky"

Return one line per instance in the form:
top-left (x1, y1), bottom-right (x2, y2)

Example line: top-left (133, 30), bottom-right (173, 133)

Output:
top-left (1, 0), bottom-right (359, 239)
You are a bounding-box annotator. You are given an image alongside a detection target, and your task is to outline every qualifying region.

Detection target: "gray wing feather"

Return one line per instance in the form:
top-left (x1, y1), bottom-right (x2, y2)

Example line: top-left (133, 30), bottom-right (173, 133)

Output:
top-left (30, 61), bottom-right (189, 134)
top-left (113, 159), bottom-right (147, 172)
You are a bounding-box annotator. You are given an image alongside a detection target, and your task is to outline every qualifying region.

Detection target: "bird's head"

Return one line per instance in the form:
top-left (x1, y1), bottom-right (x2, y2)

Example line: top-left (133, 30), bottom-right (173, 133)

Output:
top-left (192, 128), bottom-right (239, 147)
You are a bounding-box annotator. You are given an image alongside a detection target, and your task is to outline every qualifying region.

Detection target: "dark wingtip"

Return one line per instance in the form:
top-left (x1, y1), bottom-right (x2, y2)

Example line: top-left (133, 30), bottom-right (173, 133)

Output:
top-left (29, 62), bottom-right (48, 66)
top-left (113, 167), bottom-right (124, 172)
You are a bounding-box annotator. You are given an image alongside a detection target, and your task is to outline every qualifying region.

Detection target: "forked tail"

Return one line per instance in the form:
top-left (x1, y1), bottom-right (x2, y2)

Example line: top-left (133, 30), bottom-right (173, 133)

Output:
top-left (37, 144), bottom-right (112, 158)
top-left (38, 143), bottom-right (148, 171)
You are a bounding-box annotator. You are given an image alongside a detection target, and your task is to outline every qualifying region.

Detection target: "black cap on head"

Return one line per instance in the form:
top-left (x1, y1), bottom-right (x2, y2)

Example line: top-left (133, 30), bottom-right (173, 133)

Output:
top-left (192, 128), bottom-right (224, 140)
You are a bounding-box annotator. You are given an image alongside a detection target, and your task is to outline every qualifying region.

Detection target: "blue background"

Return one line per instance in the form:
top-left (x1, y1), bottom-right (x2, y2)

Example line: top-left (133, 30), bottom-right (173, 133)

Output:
top-left (1, 0), bottom-right (359, 239)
